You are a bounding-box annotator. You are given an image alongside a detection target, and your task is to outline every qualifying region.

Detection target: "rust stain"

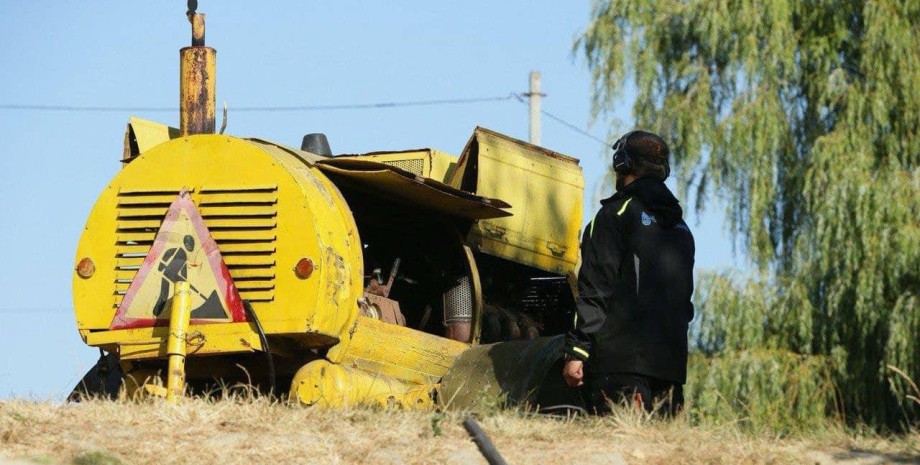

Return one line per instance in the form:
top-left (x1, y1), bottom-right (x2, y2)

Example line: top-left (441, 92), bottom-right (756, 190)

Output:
top-left (190, 13), bottom-right (206, 46)
top-left (305, 172), bottom-right (334, 206)
top-left (179, 46), bottom-right (216, 135)
top-left (325, 247), bottom-right (347, 306)
top-left (240, 338), bottom-right (252, 349)
top-left (347, 319), bottom-right (359, 339)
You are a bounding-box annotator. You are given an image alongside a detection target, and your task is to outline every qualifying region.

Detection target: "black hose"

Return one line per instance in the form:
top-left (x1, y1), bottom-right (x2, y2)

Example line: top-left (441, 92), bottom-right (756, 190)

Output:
top-left (243, 301), bottom-right (276, 396)
top-left (97, 348), bottom-right (108, 376)
top-left (462, 416), bottom-right (509, 465)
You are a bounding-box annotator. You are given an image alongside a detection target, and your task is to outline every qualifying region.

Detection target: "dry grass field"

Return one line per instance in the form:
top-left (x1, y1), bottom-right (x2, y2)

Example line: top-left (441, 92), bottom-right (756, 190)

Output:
top-left (1, 397), bottom-right (918, 465)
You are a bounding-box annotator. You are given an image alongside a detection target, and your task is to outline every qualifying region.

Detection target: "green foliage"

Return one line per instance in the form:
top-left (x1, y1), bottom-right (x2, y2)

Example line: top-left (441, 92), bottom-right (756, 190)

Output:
top-left (688, 272), bottom-right (834, 433)
top-left (72, 451), bottom-right (123, 465)
top-left (431, 412), bottom-right (445, 437)
top-left (686, 351), bottom-right (834, 434)
top-left (692, 272), bottom-right (814, 356)
top-left (579, 0), bottom-right (919, 429)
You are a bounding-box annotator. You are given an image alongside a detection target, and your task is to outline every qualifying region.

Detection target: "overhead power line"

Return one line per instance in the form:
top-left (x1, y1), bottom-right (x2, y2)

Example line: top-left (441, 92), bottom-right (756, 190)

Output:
top-left (541, 109), bottom-right (608, 146)
top-left (0, 94), bottom-right (516, 113)
top-left (512, 93), bottom-right (608, 146)
top-left (0, 92), bottom-right (607, 146)
top-left (235, 94), bottom-right (517, 112)
top-left (0, 104), bottom-right (177, 112)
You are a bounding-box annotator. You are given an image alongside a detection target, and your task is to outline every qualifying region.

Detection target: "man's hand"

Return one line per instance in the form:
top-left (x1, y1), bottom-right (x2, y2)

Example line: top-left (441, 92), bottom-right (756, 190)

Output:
top-left (563, 359), bottom-right (584, 387)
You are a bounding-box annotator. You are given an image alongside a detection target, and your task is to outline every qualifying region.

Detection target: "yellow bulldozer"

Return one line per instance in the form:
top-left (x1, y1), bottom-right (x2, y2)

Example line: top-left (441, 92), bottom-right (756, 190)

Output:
top-left (70, 7), bottom-right (585, 411)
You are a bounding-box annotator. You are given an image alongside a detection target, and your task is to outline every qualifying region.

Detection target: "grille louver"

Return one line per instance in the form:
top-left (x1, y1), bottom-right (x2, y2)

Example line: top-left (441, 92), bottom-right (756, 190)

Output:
top-left (113, 186), bottom-right (279, 309)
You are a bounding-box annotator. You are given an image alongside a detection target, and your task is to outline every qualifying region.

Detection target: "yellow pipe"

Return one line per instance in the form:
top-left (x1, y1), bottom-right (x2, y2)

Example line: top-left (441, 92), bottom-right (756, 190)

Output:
top-left (289, 360), bottom-right (434, 409)
top-left (166, 281), bottom-right (192, 402)
top-left (179, 13), bottom-right (216, 135)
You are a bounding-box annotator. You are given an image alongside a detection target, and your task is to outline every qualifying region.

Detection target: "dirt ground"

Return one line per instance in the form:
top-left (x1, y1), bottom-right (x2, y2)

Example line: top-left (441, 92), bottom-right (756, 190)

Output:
top-left (1, 399), bottom-right (918, 465)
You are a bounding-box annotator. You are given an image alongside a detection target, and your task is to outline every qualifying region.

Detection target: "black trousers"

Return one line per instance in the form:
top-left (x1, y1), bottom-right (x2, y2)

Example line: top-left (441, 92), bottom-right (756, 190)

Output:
top-left (585, 372), bottom-right (684, 416)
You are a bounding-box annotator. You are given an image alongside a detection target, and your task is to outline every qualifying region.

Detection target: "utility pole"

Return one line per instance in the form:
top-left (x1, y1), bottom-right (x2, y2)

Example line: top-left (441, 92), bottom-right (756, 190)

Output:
top-left (524, 70), bottom-right (545, 146)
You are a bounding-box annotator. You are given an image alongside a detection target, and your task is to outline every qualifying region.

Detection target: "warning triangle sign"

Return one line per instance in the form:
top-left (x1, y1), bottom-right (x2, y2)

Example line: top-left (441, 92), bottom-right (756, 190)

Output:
top-left (110, 189), bottom-right (247, 330)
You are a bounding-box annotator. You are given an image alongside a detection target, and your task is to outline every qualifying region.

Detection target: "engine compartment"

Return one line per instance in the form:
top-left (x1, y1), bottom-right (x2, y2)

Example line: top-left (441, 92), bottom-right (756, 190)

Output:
top-left (338, 184), bottom-right (576, 346)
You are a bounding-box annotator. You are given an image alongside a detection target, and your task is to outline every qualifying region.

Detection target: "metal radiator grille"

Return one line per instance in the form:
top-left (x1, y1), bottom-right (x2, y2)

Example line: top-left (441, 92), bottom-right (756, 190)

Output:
top-left (381, 158), bottom-right (425, 176)
top-left (113, 185), bottom-right (278, 309)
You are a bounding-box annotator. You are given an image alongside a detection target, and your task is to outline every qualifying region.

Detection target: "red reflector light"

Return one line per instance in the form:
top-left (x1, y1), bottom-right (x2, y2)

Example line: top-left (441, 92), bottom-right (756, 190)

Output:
top-left (76, 257), bottom-right (95, 279)
top-left (295, 258), bottom-right (315, 279)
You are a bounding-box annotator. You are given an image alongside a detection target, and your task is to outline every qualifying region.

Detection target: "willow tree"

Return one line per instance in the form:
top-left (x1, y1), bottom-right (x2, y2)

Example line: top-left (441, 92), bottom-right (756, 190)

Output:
top-left (579, 0), bottom-right (919, 429)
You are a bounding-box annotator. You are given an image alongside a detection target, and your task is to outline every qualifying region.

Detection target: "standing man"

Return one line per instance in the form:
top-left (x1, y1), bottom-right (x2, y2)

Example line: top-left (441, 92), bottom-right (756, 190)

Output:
top-left (563, 131), bottom-right (695, 415)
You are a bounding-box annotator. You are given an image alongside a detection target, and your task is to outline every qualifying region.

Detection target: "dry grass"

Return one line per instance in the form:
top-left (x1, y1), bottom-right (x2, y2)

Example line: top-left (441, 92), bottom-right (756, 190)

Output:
top-left (1, 397), bottom-right (918, 465)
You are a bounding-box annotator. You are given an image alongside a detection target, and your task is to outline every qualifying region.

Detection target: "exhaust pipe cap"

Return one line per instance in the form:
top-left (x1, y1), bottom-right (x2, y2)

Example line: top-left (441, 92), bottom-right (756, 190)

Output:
top-left (301, 133), bottom-right (332, 157)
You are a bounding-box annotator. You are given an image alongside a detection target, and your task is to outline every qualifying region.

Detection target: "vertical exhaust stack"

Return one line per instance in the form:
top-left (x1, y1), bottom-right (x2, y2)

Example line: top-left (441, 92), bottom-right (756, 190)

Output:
top-left (179, 4), bottom-right (216, 136)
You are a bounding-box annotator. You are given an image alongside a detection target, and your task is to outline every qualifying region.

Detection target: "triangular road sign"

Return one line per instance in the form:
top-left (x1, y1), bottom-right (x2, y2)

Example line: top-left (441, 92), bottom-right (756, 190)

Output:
top-left (110, 189), bottom-right (247, 330)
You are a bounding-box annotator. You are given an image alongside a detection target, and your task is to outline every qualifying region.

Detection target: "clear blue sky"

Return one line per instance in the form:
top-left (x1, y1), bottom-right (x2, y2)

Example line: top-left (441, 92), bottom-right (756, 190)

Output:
top-left (0, 2), bottom-right (743, 398)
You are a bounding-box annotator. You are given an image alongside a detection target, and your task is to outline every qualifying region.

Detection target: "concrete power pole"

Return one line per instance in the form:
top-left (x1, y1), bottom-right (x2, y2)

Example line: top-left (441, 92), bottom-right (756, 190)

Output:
top-left (525, 71), bottom-right (545, 146)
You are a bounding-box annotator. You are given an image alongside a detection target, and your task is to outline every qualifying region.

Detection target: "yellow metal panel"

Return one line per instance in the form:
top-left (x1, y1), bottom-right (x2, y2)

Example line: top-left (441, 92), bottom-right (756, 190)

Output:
top-left (429, 150), bottom-right (459, 183)
top-left (328, 316), bottom-right (469, 386)
top-left (199, 191), bottom-right (278, 204)
top-left (114, 269), bottom-right (140, 281)
top-left (123, 117), bottom-right (180, 159)
top-left (333, 148), bottom-right (459, 182)
top-left (316, 158), bottom-right (512, 220)
top-left (209, 229), bottom-right (276, 242)
top-left (116, 206), bottom-right (170, 217)
top-left (222, 255), bottom-right (276, 266)
top-left (222, 267), bottom-right (275, 279)
top-left (290, 360), bottom-right (433, 409)
top-left (199, 205), bottom-right (277, 217)
top-left (334, 150), bottom-right (432, 176)
top-left (85, 322), bottom-right (262, 360)
top-left (198, 217), bottom-right (277, 229)
top-left (113, 256), bottom-right (144, 267)
top-left (448, 127), bottom-right (584, 278)
top-left (116, 194), bottom-right (181, 205)
top-left (206, 242), bottom-right (276, 254)
top-left (74, 135), bottom-right (364, 356)
top-left (234, 280), bottom-right (274, 290)
top-left (243, 138), bottom-right (365, 355)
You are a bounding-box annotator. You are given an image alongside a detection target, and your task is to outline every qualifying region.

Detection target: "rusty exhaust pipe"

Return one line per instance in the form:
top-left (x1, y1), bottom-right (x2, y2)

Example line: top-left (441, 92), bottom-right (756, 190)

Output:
top-left (179, 3), bottom-right (216, 136)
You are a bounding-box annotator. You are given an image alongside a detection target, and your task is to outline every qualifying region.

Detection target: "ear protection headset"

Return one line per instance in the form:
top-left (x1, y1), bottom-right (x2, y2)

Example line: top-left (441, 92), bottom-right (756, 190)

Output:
top-left (611, 131), bottom-right (671, 179)
top-left (611, 131), bottom-right (637, 175)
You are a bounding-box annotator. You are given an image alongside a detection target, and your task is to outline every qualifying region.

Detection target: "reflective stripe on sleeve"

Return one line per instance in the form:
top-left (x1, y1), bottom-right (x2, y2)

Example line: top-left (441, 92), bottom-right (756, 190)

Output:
top-left (572, 347), bottom-right (590, 359)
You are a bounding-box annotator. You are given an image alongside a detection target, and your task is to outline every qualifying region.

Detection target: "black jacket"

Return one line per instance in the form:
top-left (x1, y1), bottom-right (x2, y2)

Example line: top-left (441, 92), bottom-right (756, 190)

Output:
top-left (565, 176), bottom-right (695, 383)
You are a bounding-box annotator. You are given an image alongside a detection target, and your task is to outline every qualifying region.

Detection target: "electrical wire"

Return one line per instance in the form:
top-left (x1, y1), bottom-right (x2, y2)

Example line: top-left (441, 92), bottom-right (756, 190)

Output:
top-left (232, 94), bottom-right (517, 112)
top-left (512, 92), bottom-right (609, 146)
top-left (0, 94), bottom-right (515, 113)
top-left (0, 92), bottom-right (608, 147)
top-left (540, 109), bottom-right (608, 145)
top-left (0, 104), bottom-right (176, 112)
top-left (243, 301), bottom-right (276, 396)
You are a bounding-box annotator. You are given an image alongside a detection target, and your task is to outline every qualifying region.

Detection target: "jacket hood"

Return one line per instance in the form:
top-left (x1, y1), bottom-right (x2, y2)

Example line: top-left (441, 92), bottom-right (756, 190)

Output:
top-left (603, 176), bottom-right (684, 228)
